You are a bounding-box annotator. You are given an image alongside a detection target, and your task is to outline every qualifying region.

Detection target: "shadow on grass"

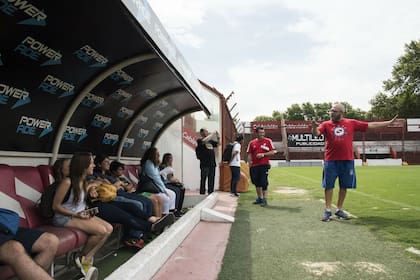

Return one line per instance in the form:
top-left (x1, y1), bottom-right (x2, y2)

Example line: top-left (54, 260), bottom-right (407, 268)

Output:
top-left (263, 204), bottom-right (302, 213)
top-left (354, 216), bottom-right (420, 231)
top-left (218, 209), bottom-right (252, 280)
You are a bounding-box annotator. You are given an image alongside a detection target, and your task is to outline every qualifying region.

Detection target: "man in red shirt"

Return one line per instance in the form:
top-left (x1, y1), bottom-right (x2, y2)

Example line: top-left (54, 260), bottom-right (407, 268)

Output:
top-left (247, 127), bottom-right (277, 207)
top-left (312, 103), bottom-right (397, 221)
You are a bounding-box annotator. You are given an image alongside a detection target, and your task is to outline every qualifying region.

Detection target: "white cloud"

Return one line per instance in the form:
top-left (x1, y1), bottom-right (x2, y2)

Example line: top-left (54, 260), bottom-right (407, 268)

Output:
top-left (149, 0), bottom-right (420, 121)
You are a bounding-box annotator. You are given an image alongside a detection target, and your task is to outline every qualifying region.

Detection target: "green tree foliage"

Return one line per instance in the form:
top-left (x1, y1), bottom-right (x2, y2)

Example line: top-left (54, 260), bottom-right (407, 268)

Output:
top-left (256, 102), bottom-right (367, 121)
top-left (370, 40), bottom-right (420, 118)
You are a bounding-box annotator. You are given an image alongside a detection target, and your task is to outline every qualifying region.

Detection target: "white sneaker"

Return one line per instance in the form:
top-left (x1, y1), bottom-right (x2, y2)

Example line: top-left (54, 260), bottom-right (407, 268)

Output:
top-left (85, 267), bottom-right (98, 280)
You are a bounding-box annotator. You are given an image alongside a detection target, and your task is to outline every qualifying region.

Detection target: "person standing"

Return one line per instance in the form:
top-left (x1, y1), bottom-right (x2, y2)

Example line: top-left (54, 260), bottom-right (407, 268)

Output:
top-left (312, 103), bottom-right (397, 222)
top-left (196, 128), bottom-right (220, 195)
top-left (247, 127), bottom-right (277, 207)
top-left (228, 135), bottom-right (244, 197)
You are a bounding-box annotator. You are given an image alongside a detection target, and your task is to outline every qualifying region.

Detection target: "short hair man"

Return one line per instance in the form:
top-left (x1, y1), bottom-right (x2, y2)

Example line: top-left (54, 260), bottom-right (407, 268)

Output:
top-left (196, 128), bottom-right (220, 195)
top-left (312, 103), bottom-right (397, 221)
top-left (247, 127), bottom-right (277, 206)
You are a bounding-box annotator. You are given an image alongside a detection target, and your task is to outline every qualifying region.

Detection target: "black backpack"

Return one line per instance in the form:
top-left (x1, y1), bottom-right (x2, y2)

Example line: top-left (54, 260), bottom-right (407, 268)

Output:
top-left (38, 182), bottom-right (70, 218)
top-left (222, 143), bottom-right (235, 162)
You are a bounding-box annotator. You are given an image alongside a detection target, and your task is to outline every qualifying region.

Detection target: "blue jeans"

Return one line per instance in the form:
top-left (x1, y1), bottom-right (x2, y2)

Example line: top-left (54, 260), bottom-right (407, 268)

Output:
top-left (200, 166), bottom-right (215, 194)
top-left (230, 166), bottom-right (240, 194)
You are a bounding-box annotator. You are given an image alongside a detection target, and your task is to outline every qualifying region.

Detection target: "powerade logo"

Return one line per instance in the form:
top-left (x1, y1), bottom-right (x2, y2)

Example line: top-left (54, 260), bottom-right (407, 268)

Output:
top-left (0, 83), bottom-right (30, 108)
top-left (0, 0), bottom-right (47, 26)
top-left (117, 107), bottom-right (134, 119)
top-left (109, 70), bottom-right (133, 85)
top-left (39, 75), bottom-right (74, 97)
top-left (157, 100), bottom-right (168, 108)
top-left (139, 89), bottom-right (156, 99)
top-left (137, 128), bottom-right (149, 138)
top-left (103, 133), bottom-right (119, 146)
top-left (81, 93), bottom-right (104, 109)
top-left (137, 115), bottom-right (148, 125)
top-left (141, 141), bottom-right (151, 151)
top-left (91, 114), bottom-right (112, 129)
top-left (62, 126), bottom-right (87, 143)
top-left (152, 110), bottom-right (164, 119)
top-left (111, 89), bottom-right (132, 103)
top-left (152, 122), bottom-right (163, 131)
top-left (74, 45), bottom-right (108, 67)
top-left (15, 36), bottom-right (61, 66)
top-left (16, 115), bottom-right (52, 138)
top-left (123, 138), bottom-right (134, 149)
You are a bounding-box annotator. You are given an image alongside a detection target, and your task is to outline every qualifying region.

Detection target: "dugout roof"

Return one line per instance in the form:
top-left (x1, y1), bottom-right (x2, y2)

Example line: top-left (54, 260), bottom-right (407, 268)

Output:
top-left (0, 0), bottom-right (209, 160)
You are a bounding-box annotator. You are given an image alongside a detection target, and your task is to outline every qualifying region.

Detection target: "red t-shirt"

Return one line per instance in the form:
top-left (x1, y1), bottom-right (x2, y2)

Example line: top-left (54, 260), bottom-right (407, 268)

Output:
top-left (246, 137), bottom-right (275, 167)
top-left (318, 118), bottom-right (368, 160)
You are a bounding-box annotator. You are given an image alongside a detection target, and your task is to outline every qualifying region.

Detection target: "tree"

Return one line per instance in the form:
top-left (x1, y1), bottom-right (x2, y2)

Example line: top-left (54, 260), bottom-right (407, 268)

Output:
top-left (284, 103), bottom-right (304, 120)
top-left (372, 40), bottom-right (420, 118)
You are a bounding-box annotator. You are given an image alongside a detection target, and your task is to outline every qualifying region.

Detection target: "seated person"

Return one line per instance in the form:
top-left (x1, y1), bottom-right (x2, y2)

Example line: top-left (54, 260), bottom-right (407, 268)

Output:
top-left (109, 160), bottom-right (163, 218)
top-left (140, 147), bottom-right (177, 216)
top-left (52, 158), bottom-right (171, 249)
top-left (92, 155), bottom-right (152, 214)
top-left (160, 153), bottom-right (185, 217)
top-left (0, 208), bottom-right (59, 280)
top-left (52, 152), bottom-right (113, 279)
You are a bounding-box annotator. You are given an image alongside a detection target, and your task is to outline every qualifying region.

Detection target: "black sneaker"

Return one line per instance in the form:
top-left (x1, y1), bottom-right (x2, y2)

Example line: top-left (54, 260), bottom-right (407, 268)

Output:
top-left (260, 198), bottom-right (267, 207)
top-left (151, 213), bottom-right (175, 234)
top-left (253, 198), bottom-right (262, 204)
top-left (335, 210), bottom-right (350, 220)
top-left (322, 210), bottom-right (332, 222)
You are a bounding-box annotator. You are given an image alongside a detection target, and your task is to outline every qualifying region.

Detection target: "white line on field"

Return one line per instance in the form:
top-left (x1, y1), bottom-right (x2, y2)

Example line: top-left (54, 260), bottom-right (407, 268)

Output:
top-left (352, 191), bottom-right (420, 211)
top-left (406, 247), bottom-right (420, 255)
top-left (282, 170), bottom-right (420, 211)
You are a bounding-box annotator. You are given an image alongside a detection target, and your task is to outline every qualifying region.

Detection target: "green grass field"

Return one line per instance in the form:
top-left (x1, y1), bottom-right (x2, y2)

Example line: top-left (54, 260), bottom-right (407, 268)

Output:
top-left (272, 165), bottom-right (420, 250)
top-left (219, 165), bottom-right (420, 280)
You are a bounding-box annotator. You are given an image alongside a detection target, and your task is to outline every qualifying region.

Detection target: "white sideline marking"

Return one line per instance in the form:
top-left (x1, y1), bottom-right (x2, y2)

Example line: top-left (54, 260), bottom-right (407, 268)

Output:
top-left (406, 247), bottom-right (420, 255)
top-left (353, 191), bottom-right (420, 211)
top-left (319, 199), bottom-right (358, 218)
top-left (283, 169), bottom-right (420, 211)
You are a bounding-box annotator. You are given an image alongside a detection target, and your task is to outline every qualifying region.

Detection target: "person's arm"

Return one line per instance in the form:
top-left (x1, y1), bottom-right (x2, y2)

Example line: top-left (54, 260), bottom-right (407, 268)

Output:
top-left (368, 115), bottom-right (398, 129)
top-left (202, 131), bottom-right (220, 143)
top-left (312, 120), bottom-right (321, 136)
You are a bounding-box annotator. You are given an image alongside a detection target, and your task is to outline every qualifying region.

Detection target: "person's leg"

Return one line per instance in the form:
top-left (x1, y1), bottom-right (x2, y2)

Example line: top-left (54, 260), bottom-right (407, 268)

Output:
top-left (208, 166), bottom-right (215, 194)
top-left (250, 166), bottom-right (262, 203)
top-left (337, 160), bottom-right (356, 210)
top-left (66, 216), bottom-right (113, 264)
top-left (261, 165), bottom-right (269, 199)
top-left (325, 188), bottom-right (334, 209)
top-left (166, 184), bottom-right (181, 210)
top-left (156, 192), bottom-right (170, 214)
top-left (337, 188), bottom-right (347, 209)
top-left (166, 188), bottom-right (177, 211)
top-left (150, 194), bottom-right (163, 217)
top-left (30, 232), bottom-right (59, 270)
top-left (321, 161), bottom-right (338, 221)
top-left (200, 167), bottom-right (209, 194)
top-left (230, 166), bottom-right (240, 194)
top-left (0, 240), bottom-right (53, 280)
top-left (96, 201), bottom-right (151, 233)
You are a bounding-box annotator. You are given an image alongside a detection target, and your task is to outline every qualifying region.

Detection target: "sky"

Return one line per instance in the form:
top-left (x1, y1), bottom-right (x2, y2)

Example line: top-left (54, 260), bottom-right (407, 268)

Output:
top-left (148, 0), bottom-right (420, 121)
